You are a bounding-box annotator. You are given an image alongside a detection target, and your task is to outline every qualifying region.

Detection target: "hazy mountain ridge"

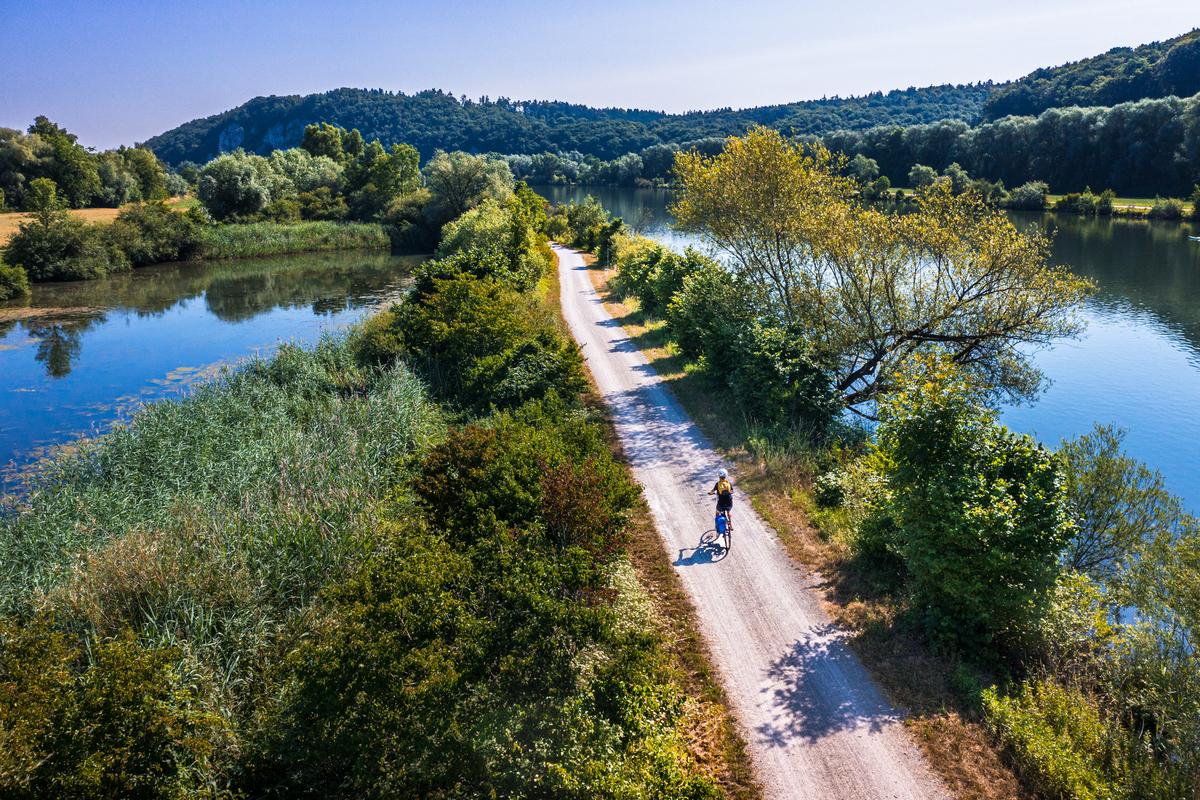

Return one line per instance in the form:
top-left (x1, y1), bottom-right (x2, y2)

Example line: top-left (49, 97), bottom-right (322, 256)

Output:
top-left (144, 28), bottom-right (1200, 167)
top-left (143, 84), bottom-right (991, 165)
top-left (983, 28), bottom-right (1200, 119)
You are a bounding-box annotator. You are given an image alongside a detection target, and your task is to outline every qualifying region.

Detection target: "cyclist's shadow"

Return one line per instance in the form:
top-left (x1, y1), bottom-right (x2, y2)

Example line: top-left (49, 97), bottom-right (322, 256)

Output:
top-left (674, 529), bottom-right (729, 566)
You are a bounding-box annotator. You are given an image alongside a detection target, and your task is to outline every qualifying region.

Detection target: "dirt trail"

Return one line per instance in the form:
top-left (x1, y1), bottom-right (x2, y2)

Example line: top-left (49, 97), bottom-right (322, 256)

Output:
top-left (556, 246), bottom-right (949, 799)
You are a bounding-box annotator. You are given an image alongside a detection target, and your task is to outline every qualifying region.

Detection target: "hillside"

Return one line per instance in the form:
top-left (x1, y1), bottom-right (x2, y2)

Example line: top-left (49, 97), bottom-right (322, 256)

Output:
top-left (143, 84), bottom-right (990, 165)
top-left (983, 28), bottom-right (1200, 119)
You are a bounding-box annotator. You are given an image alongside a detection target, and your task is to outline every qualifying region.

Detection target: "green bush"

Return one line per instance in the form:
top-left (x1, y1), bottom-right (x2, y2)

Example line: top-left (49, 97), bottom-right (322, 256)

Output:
top-left (726, 322), bottom-right (842, 437)
top-left (877, 358), bottom-right (1073, 652)
top-left (435, 194), bottom-right (551, 292)
top-left (1055, 189), bottom-right (1108, 216)
top-left (0, 617), bottom-right (230, 799)
top-left (295, 187), bottom-right (349, 221)
top-left (4, 211), bottom-right (129, 281)
top-left (1005, 181), bottom-right (1050, 210)
top-left (611, 236), bottom-right (709, 319)
top-left (665, 261), bottom-right (755, 375)
top-left (107, 201), bottom-right (205, 266)
top-left (1147, 197), bottom-right (1186, 220)
top-left (983, 679), bottom-right (1125, 800)
top-left (351, 305), bottom-right (404, 366)
top-left (0, 262), bottom-right (30, 300)
top-left (396, 273), bottom-right (586, 412)
top-left (416, 401), bottom-right (640, 560)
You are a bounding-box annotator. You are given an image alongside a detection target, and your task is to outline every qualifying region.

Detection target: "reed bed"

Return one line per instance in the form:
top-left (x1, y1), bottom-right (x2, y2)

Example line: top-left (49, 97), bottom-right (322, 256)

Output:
top-left (0, 334), bottom-right (441, 715)
top-left (197, 221), bottom-right (390, 259)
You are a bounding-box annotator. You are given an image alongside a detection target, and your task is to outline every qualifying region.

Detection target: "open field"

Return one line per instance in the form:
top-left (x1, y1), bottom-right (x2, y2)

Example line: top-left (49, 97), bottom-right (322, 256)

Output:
top-left (0, 196), bottom-right (196, 246)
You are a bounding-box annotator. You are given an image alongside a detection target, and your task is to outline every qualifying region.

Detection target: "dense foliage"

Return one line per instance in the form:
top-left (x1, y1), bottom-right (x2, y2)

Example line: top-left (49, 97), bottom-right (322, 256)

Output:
top-left (144, 85), bottom-right (991, 166)
top-left (876, 359), bottom-right (1074, 650)
top-left (826, 92), bottom-right (1200, 197)
top-left (0, 194), bottom-right (718, 796)
top-left (0, 117), bottom-right (177, 210)
top-left (983, 28), bottom-right (1200, 119)
top-left (670, 127), bottom-right (1092, 413)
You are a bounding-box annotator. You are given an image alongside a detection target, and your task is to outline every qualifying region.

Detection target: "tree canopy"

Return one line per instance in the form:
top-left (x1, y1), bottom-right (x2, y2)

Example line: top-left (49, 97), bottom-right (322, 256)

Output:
top-left (672, 127), bottom-right (1093, 413)
top-left (983, 28), bottom-right (1200, 119)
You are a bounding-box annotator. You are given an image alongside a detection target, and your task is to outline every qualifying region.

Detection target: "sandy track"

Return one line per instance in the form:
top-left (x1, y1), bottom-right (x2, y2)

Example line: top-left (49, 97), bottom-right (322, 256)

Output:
top-left (556, 246), bottom-right (949, 799)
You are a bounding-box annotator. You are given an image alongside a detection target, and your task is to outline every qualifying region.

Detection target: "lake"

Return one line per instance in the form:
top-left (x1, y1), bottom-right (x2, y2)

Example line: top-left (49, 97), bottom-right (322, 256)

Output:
top-left (0, 251), bottom-right (420, 489)
top-left (537, 185), bottom-right (1200, 511)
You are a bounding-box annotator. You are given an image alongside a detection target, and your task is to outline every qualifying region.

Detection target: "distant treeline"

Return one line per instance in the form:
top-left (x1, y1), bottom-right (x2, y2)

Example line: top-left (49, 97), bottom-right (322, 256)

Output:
top-left (503, 91), bottom-right (1200, 198)
top-left (143, 84), bottom-right (991, 165)
top-left (827, 92), bottom-right (1200, 197)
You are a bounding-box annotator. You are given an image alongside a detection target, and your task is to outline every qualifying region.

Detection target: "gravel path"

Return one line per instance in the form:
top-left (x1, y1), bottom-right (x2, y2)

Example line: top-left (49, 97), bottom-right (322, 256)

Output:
top-left (556, 246), bottom-right (950, 799)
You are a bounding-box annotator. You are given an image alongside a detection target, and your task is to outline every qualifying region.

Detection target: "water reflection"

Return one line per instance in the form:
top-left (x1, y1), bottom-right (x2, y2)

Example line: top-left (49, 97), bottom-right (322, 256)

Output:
top-left (0, 251), bottom-right (419, 481)
top-left (1021, 213), bottom-right (1200, 358)
top-left (1, 252), bottom-right (417, 379)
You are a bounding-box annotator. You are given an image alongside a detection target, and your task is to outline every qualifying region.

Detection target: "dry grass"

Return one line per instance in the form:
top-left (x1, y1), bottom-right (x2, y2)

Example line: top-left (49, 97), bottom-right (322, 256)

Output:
top-left (0, 197), bottom-right (194, 246)
top-left (546, 253), bottom-right (761, 799)
top-left (583, 252), bottom-right (1031, 800)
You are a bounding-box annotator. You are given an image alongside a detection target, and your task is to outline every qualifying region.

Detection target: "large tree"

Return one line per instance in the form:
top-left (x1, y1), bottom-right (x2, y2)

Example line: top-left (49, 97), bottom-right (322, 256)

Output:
top-left (422, 150), bottom-right (513, 222)
top-left (672, 126), bottom-right (1093, 414)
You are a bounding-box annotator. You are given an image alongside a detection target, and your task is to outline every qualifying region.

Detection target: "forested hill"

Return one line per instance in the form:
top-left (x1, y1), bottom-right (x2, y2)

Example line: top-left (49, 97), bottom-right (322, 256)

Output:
top-left (983, 28), bottom-right (1200, 119)
top-left (143, 84), bottom-right (990, 164)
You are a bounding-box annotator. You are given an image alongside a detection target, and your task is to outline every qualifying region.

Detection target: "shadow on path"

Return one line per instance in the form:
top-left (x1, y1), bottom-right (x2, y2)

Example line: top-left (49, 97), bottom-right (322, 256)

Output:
top-left (674, 528), bottom-right (728, 566)
top-left (756, 624), bottom-right (903, 747)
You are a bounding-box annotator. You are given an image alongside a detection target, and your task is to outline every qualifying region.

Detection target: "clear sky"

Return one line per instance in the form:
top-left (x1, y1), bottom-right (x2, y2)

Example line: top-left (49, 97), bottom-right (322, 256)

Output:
top-left (2, 0), bottom-right (1196, 150)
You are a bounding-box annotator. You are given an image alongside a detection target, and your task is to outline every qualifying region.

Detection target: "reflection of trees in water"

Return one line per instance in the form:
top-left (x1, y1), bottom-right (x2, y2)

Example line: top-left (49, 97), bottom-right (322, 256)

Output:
top-left (23, 313), bottom-right (106, 378)
top-left (1020, 214), bottom-right (1200, 353)
top-left (2, 252), bottom-right (420, 378)
top-left (202, 253), bottom-right (418, 321)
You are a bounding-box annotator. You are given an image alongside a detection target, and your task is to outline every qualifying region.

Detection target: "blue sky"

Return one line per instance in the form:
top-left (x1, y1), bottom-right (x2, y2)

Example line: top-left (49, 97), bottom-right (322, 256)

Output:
top-left (2, 0), bottom-right (1196, 149)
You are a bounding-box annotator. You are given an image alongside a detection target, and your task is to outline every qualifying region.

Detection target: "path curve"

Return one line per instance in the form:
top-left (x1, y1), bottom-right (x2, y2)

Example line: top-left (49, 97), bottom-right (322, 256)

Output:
top-left (556, 246), bottom-right (950, 800)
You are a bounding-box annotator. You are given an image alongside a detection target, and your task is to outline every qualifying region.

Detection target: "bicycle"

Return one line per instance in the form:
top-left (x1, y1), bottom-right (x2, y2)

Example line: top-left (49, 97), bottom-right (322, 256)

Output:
top-left (701, 509), bottom-right (733, 552)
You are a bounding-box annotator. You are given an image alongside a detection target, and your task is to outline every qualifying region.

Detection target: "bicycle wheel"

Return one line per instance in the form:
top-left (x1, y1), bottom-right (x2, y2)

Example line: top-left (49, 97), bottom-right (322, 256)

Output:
top-left (699, 529), bottom-right (719, 546)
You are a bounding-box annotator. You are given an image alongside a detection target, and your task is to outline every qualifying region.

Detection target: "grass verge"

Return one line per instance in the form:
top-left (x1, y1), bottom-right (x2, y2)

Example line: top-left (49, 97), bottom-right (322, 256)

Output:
top-left (544, 252), bottom-right (761, 798)
top-left (582, 251), bottom-right (1031, 800)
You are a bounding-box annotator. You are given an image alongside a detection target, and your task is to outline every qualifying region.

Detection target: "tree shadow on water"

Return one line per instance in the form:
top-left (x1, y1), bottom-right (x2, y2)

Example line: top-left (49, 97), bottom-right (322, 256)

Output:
top-left (756, 623), bottom-right (902, 747)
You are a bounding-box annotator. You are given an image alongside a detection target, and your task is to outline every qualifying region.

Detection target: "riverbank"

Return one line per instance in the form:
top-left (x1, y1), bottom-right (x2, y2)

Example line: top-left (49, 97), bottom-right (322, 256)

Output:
top-left (0, 210), bottom-right (395, 302)
top-left (535, 182), bottom-right (1198, 224)
top-left (0, 196), bottom-right (201, 247)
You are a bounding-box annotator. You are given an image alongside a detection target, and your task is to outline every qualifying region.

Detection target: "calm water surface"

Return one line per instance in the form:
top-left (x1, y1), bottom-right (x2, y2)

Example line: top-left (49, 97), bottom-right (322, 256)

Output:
top-left (0, 251), bottom-right (420, 486)
top-left (539, 185), bottom-right (1200, 511)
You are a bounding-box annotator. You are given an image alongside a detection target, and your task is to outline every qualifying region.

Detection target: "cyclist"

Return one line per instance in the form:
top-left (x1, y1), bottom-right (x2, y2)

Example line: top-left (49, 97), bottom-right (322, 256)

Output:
top-left (708, 468), bottom-right (734, 530)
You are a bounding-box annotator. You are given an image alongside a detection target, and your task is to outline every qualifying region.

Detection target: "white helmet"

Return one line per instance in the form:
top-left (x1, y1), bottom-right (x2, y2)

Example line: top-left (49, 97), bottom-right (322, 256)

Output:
top-left (718, 468), bottom-right (728, 478)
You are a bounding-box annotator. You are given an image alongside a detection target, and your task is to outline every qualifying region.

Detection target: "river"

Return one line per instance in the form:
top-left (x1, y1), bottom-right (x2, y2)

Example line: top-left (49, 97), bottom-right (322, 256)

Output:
top-left (0, 251), bottom-right (420, 489)
top-left (537, 185), bottom-right (1200, 512)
